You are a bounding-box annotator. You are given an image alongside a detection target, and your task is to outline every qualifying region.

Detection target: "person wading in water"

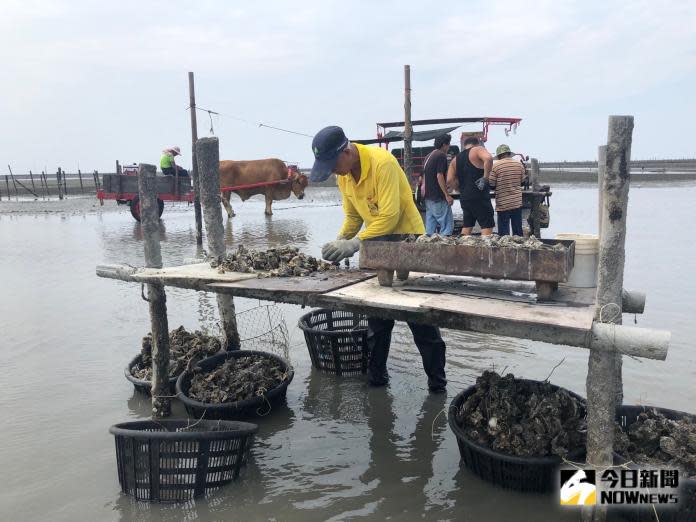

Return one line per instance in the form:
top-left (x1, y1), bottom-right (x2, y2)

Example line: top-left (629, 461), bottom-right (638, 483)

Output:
top-left (309, 125), bottom-right (447, 393)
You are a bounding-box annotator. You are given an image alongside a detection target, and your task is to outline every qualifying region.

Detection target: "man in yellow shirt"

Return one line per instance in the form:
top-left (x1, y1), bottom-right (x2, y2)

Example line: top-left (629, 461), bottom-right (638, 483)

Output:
top-left (310, 126), bottom-right (447, 392)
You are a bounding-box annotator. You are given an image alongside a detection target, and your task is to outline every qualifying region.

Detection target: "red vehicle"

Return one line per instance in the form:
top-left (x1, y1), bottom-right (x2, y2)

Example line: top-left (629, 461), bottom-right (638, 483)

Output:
top-left (98, 163), bottom-right (304, 222)
top-left (97, 166), bottom-right (193, 221)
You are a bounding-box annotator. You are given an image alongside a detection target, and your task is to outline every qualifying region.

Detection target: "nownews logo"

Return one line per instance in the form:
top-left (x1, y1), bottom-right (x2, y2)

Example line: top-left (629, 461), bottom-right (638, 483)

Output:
top-left (560, 468), bottom-right (680, 507)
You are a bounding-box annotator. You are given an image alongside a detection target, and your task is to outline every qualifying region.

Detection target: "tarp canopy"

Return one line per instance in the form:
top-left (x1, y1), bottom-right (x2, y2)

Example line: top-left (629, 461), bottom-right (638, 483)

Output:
top-left (383, 125), bottom-right (461, 142)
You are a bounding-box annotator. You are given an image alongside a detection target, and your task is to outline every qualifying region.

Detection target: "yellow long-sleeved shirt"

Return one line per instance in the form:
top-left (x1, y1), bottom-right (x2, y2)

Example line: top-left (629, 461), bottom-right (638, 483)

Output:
top-left (337, 143), bottom-right (425, 240)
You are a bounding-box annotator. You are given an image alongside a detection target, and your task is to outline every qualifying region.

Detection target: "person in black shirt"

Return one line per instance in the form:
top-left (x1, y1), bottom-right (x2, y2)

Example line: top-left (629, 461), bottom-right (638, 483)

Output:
top-left (423, 134), bottom-right (454, 235)
top-left (447, 137), bottom-right (495, 235)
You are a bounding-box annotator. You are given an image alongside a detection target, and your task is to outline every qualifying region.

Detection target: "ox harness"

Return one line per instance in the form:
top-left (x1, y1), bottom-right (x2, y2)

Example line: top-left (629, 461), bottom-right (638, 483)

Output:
top-left (219, 167), bottom-right (298, 193)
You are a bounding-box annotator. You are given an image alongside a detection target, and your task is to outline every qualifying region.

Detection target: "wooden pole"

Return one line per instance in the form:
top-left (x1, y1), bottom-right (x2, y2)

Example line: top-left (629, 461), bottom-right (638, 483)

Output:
top-left (597, 145), bottom-right (606, 240)
top-left (5, 176), bottom-right (10, 200)
top-left (29, 170), bottom-right (36, 194)
top-left (62, 169), bottom-right (68, 197)
top-left (56, 168), bottom-right (64, 200)
top-left (137, 163), bottom-right (172, 419)
top-left (78, 169), bottom-right (84, 194)
top-left (41, 171), bottom-right (49, 199)
top-left (188, 72), bottom-right (204, 246)
top-left (196, 137), bottom-right (241, 350)
top-left (530, 158), bottom-right (540, 191)
top-left (583, 115), bottom-right (633, 522)
top-left (9, 170), bottom-right (18, 200)
top-left (403, 65), bottom-right (413, 179)
top-left (8, 165), bottom-right (39, 198)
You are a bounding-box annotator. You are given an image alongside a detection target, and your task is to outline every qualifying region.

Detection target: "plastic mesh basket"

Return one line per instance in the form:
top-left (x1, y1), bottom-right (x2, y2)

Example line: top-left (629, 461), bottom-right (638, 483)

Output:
top-left (125, 354), bottom-right (178, 396)
top-left (448, 380), bottom-right (587, 493)
top-left (176, 350), bottom-right (294, 420)
top-left (298, 309), bottom-right (370, 376)
top-left (109, 419), bottom-right (257, 502)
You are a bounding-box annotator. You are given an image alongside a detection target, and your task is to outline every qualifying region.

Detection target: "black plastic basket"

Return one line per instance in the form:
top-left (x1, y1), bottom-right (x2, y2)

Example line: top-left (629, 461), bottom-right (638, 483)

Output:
top-left (298, 309), bottom-right (370, 376)
top-left (125, 354), bottom-right (178, 396)
top-left (176, 350), bottom-right (294, 420)
top-left (616, 405), bottom-right (696, 522)
top-left (448, 380), bottom-right (587, 493)
top-left (109, 419), bottom-right (257, 502)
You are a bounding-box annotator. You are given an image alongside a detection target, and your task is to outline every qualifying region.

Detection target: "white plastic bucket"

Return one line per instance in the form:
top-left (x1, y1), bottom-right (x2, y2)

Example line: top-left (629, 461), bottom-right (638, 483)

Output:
top-left (555, 233), bottom-right (599, 288)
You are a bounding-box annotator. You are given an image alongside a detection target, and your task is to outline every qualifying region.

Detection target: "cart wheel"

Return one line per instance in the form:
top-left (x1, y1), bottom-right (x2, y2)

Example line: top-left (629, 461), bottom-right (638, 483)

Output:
top-left (130, 196), bottom-right (164, 222)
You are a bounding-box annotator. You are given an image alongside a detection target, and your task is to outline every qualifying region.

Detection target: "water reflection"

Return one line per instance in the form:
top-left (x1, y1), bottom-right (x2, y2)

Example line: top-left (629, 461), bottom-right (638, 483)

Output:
top-left (224, 218), bottom-right (309, 250)
top-left (132, 221), bottom-right (168, 242)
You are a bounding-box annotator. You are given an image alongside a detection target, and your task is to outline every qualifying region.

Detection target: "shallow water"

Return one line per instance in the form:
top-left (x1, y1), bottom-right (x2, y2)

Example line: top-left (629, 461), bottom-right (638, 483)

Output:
top-left (0, 184), bottom-right (694, 521)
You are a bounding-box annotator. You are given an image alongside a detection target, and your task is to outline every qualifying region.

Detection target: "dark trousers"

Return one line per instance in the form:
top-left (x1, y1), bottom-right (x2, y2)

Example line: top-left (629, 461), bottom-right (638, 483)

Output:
top-left (162, 166), bottom-right (189, 177)
top-left (497, 207), bottom-right (523, 236)
top-left (366, 317), bottom-right (447, 390)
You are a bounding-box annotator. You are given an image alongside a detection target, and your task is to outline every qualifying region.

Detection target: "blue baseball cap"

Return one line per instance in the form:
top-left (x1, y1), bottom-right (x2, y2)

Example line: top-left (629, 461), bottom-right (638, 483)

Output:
top-left (310, 126), bottom-right (349, 182)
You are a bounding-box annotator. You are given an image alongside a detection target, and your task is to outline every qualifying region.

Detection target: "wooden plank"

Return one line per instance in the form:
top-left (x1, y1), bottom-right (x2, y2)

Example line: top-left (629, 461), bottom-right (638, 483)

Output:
top-left (96, 263), bottom-right (258, 291)
top-left (208, 271), bottom-right (376, 305)
top-left (322, 276), bottom-right (595, 345)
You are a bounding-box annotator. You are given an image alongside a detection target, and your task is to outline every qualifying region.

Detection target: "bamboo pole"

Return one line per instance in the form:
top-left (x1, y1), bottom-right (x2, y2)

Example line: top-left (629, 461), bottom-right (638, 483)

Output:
top-left (196, 136), bottom-right (241, 350)
top-left (583, 115), bottom-right (633, 522)
top-left (137, 163), bottom-right (171, 418)
top-left (29, 170), bottom-right (36, 194)
top-left (78, 169), bottom-right (84, 194)
top-left (5, 176), bottom-right (11, 200)
top-left (403, 65), bottom-right (413, 179)
top-left (188, 72), bottom-right (204, 246)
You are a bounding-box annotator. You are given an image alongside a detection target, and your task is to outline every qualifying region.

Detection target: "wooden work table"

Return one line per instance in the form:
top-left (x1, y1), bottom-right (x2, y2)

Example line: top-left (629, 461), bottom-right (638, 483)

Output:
top-left (97, 263), bottom-right (652, 357)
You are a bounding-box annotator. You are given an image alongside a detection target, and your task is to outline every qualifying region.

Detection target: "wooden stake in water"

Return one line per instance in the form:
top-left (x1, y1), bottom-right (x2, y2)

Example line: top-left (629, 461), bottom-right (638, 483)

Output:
top-left (8, 165), bottom-right (39, 199)
top-left (583, 115), bottom-right (633, 522)
top-left (188, 71), bottom-right (204, 246)
top-left (56, 169), bottom-right (64, 200)
top-left (5, 175), bottom-right (11, 200)
top-left (29, 170), bottom-right (36, 194)
top-left (196, 136), bottom-right (241, 350)
top-left (403, 65), bottom-right (413, 178)
top-left (137, 163), bottom-right (172, 419)
top-left (78, 169), bottom-right (84, 194)
top-left (41, 171), bottom-right (49, 199)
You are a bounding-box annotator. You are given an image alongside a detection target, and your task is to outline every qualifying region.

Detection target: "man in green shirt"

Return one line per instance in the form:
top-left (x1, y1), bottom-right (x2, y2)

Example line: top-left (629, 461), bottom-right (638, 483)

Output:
top-left (160, 146), bottom-right (188, 176)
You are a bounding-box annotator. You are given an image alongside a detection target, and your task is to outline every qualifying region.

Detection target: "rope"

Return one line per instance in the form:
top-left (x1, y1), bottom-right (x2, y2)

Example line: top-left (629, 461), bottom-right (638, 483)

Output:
top-left (190, 105), bottom-right (312, 138)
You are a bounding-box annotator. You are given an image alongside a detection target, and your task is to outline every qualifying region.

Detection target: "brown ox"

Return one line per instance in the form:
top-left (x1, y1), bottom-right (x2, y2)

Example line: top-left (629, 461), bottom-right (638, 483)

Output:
top-left (219, 159), bottom-right (309, 217)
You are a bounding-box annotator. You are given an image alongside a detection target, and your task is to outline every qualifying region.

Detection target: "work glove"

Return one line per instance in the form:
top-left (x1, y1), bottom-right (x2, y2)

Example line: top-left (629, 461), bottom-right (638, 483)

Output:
top-left (322, 237), bottom-right (361, 262)
top-left (475, 176), bottom-right (488, 191)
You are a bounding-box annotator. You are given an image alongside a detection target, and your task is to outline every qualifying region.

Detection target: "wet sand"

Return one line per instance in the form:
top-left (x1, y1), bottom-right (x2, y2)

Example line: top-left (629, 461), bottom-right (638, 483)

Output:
top-left (0, 185), bottom-right (694, 521)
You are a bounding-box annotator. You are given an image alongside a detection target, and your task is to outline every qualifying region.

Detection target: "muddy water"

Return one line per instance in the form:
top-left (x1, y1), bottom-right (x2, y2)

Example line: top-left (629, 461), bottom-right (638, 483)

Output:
top-left (0, 185), bottom-right (694, 521)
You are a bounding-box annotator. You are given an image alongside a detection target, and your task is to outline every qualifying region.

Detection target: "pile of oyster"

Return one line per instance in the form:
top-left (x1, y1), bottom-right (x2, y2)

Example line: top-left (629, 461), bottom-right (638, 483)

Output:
top-left (454, 370), bottom-right (586, 458)
top-left (614, 408), bottom-right (696, 478)
top-left (132, 326), bottom-right (222, 381)
top-left (211, 245), bottom-right (337, 277)
top-left (412, 233), bottom-right (566, 251)
top-left (188, 354), bottom-right (289, 404)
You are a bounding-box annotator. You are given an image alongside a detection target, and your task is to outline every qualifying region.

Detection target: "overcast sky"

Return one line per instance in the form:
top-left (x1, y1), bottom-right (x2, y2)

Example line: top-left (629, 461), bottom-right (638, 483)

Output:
top-left (2, 0), bottom-right (695, 173)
